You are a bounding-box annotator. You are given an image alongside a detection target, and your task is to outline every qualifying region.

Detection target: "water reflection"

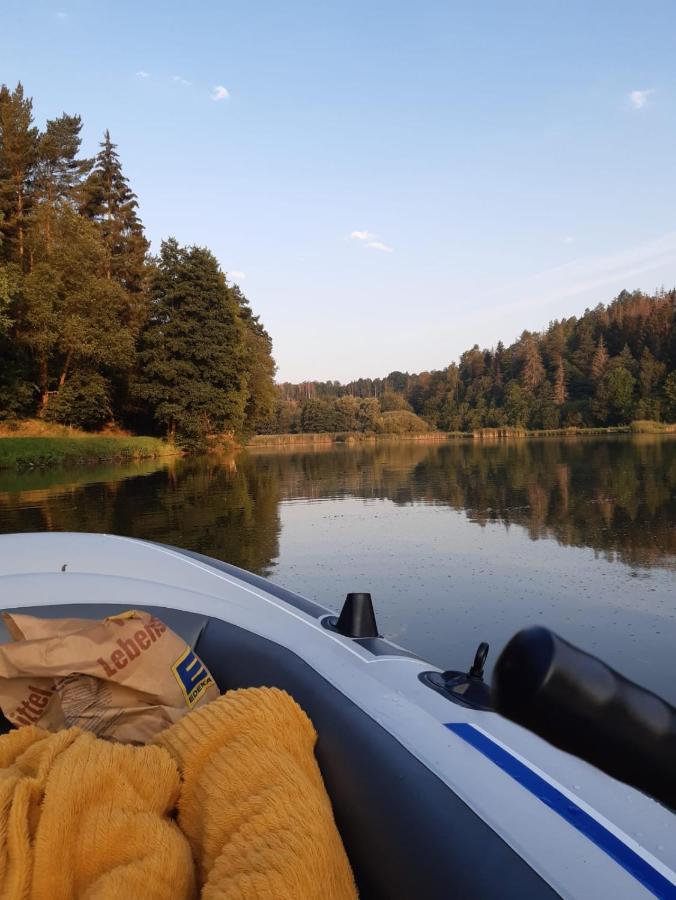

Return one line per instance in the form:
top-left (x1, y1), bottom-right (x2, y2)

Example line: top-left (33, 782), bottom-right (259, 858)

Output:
top-left (249, 436), bottom-right (676, 570)
top-left (0, 435), bottom-right (673, 573)
top-left (0, 436), bottom-right (674, 698)
top-left (0, 454), bottom-right (281, 575)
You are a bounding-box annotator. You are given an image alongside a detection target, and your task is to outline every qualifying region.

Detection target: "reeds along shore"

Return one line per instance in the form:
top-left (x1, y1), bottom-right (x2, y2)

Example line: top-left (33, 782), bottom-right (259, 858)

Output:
top-left (247, 421), bottom-right (675, 448)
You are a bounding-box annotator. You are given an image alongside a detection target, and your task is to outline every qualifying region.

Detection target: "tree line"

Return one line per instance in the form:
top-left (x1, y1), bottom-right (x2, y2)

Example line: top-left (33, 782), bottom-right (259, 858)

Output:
top-left (274, 290), bottom-right (675, 432)
top-left (2, 84), bottom-right (674, 444)
top-left (0, 83), bottom-right (275, 446)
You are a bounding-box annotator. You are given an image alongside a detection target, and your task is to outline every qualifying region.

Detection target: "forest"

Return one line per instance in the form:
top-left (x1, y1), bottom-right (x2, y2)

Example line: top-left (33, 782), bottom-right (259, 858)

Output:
top-left (0, 83), bottom-right (276, 447)
top-left (1, 83), bottom-right (674, 446)
top-left (273, 289), bottom-right (676, 434)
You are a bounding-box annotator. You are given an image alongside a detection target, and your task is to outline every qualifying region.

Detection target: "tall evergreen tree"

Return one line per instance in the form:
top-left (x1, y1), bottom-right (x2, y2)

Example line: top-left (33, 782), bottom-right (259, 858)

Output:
top-left (80, 130), bottom-right (148, 292)
top-left (590, 336), bottom-right (609, 382)
top-left (553, 358), bottom-right (567, 406)
top-left (519, 332), bottom-right (545, 391)
top-left (234, 285), bottom-right (277, 432)
top-left (0, 84), bottom-right (39, 266)
top-left (135, 240), bottom-right (249, 446)
top-left (34, 113), bottom-right (90, 252)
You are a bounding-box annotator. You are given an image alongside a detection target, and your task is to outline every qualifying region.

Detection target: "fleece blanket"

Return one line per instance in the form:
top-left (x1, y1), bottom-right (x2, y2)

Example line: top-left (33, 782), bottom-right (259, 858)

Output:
top-left (0, 687), bottom-right (357, 899)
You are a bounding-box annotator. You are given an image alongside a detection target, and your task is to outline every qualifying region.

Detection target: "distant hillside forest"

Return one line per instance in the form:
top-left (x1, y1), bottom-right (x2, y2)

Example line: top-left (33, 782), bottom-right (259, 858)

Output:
top-left (0, 83), bottom-right (275, 447)
top-left (273, 289), bottom-right (676, 434)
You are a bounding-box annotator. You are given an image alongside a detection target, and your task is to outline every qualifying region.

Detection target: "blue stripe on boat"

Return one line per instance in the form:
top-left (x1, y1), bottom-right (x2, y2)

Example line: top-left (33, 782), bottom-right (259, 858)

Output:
top-left (446, 722), bottom-right (676, 900)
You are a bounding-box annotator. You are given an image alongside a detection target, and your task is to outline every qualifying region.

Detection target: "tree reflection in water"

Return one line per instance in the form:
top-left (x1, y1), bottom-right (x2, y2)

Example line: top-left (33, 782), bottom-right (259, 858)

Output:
top-left (0, 435), bottom-right (673, 573)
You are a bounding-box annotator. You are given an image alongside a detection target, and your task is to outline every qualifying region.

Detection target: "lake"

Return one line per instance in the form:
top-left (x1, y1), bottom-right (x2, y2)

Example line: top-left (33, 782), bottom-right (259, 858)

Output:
top-left (0, 435), bottom-right (674, 702)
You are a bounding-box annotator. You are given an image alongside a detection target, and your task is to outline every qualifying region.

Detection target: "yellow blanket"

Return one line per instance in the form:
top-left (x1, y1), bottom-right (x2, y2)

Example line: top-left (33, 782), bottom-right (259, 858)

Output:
top-left (0, 688), bottom-right (357, 900)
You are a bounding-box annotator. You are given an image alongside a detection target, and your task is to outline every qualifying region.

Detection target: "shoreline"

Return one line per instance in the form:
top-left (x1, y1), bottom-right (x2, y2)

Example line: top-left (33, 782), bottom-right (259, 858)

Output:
top-left (246, 421), bottom-right (676, 448)
top-left (0, 420), bottom-right (673, 470)
top-left (0, 436), bottom-right (178, 471)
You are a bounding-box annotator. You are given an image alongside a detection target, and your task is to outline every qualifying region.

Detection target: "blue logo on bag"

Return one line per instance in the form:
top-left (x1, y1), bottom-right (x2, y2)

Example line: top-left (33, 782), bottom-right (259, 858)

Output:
top-left (172, 647), bottom-right (215, 708)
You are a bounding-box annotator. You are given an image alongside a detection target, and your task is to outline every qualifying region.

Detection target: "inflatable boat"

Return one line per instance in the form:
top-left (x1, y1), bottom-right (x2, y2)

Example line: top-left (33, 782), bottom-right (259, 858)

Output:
top-left (0, 532), bottom-right (673, 899)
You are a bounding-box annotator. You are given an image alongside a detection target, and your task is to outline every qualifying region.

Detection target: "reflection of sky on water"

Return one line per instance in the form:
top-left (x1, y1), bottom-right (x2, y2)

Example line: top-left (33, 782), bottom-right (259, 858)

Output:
top-left (272, 497), bottom-right (675, 703)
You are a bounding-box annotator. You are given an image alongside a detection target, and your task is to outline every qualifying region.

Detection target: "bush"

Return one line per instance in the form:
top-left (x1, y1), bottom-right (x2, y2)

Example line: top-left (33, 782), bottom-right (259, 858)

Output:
top-left (377, 410), bottom-right (431, 434)
top-left (630, 420), bottom-right (676, 433)
top-left (44, 373), bottom-right (112, 431)
top-left (380, 390), bottom-right (412, 412)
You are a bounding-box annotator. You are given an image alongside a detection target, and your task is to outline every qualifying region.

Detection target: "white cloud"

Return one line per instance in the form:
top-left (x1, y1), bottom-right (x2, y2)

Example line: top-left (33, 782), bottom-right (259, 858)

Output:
top-left (136, 70), bottom-right (150, 78)
top-left (367, 241), bottom-right (394, 253)
top-left (564, 235), bottom-right (574, 243)
top-left (629, 89), bottom-right (654, 110)
top-left (55, 11), bottom-right (67, 18)
top-left (350, 230), bottom-right (376, 241)
top-left (211, 85), bottom-right (230, 101)
top-left (172, 75), bottom-right (192, 86)
top-left (230, 270), bottom-right (246, 279)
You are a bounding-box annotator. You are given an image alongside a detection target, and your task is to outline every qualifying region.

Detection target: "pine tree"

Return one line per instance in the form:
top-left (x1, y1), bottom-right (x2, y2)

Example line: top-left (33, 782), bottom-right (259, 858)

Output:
top-left (34, 113), bottom-right (90, 252)
top-left (0, 258), bottom-right (16, 334)
top-left (80, 130), bottom-right (148, 292)
top-left (234, 285), bottom-right (277, 432)
top-left (590, 336), bottom-right (609, 381)
top-left (612, 343), bottom-right (637, 374)
top-left (638, 347), bottom-right (665, 396)
top-left (0, 84), bottom-right (39, 265)
top-left (543, 320), bottom-right (566, 367)
top-left (571, 319), bottom-right (595, 375)
top-left (592, 368), bottom-right (636, 425)
top-left (663, 372), bottom-right (676, 422)
top-left (135, 240), bottom-right (249, 446)
top-left (492, 341), bottom-right (504, 388)
top-left (504, 380), bottom-right (530, 426)
top-left (519, 332), bottom-right (545, 391)
top-left (553, 357), bottom-right (566, 406)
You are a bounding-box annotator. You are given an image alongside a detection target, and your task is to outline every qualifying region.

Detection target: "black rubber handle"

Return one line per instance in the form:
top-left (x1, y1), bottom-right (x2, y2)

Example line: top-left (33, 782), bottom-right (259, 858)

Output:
top-left (492, 626), bottom-right (676, 809)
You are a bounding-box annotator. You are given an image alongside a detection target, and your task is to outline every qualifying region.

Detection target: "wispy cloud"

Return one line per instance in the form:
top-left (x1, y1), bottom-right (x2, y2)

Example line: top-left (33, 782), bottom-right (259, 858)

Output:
top-left (172, 75), bottom-right (192, 86)
top-left (350, 230), bottom-right (394, 252)
top-left (136, 70), bottom-right (150, 79)
top-left (629, 89), bottom-right (654, 110)
top-left (55, 11), bottom-right (67, 19)
top-left (230, 270), bottom-right (246, 279)
top-left (564, 235), bottom-right (574, 244)
top-left (482, 232), bottom-right (676, 314)
top-left (211, 85), bottom-right (230, 101)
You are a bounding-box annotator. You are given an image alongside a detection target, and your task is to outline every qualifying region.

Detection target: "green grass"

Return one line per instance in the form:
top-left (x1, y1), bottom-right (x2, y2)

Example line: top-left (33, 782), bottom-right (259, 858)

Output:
top-left (0, 436), bottom-right (177, 470)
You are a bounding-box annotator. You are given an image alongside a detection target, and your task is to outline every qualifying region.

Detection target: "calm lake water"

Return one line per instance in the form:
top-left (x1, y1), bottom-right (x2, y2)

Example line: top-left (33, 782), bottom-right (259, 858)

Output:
top-left (0, 435), bottom-right (674, 701)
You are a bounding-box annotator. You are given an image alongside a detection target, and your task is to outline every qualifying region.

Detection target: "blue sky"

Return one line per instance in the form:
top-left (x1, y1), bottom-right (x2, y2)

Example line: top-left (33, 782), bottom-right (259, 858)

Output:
top-left (4, 1), bottom-right (676, 381)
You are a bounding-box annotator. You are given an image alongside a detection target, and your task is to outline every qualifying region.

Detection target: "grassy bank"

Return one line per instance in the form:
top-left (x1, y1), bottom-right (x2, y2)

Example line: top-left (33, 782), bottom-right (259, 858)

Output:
top-left (0, 435), bottom-right (177, 470)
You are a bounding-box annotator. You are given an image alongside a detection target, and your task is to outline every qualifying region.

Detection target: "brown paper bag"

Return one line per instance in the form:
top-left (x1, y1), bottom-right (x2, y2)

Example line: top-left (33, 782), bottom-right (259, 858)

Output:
top-left (0, 609), bottom-right (220, 742)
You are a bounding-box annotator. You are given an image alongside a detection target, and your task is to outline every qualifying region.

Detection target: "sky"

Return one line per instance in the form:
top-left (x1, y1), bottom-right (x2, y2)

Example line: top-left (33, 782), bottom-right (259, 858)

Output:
top-left (3, 1), bottom-right (676, 382)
